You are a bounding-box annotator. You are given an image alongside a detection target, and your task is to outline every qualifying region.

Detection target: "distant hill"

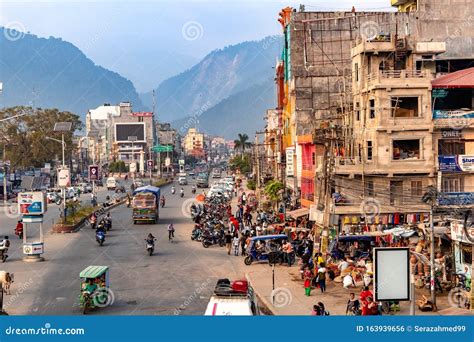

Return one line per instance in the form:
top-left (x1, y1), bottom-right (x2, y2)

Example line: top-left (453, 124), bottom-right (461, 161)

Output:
top-left (172, 82), bottom-right (273, 139)
top-left (0, 28), bottom-right (144, 117)
top-left (142, 36), bottom-right (281, 123)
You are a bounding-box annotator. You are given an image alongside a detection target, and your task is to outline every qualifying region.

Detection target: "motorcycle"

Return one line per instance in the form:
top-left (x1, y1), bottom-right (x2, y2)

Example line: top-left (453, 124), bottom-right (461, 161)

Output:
top-left (160, 198), bottom-right (165, 208)
top-left (201, 230), bottom-right (225, 248)
top-left (191, 226), bottom-right (203, 241)
top-left (171, 187), bottom-right (176, 194)
top-left (180, 190), bottom-right (184, 198)
top-left (104, 218), bottom-right (112, 231)
top-left (145, 238), bottom-right (156, 256)
top-left (96, 230), bottom-right (106, 246)
top-left (192, 186), bottom-right (196, 194)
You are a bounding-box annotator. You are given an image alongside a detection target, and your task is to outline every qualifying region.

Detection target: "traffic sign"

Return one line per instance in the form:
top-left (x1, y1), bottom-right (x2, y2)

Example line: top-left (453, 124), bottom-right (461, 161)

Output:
top-left (89, 165), bottom-right (99, 181)
top-left (147, 160), bottom-right (154, 170)
top-left (152, 145), bottom-right (173, 153)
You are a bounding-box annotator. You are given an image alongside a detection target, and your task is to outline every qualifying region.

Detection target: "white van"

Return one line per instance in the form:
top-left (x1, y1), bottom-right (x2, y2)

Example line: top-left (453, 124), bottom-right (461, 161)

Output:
top-left (204, 279), bottom-right (259, 316)
top-left (106, 177), bottom-right (117, 190)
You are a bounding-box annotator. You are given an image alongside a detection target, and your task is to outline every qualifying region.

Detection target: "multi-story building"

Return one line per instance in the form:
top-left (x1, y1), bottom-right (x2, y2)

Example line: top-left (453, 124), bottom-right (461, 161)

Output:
top-left (183, 128), bottom-right (205, 158)
top-left (85, 102), bottom-right (156, 172)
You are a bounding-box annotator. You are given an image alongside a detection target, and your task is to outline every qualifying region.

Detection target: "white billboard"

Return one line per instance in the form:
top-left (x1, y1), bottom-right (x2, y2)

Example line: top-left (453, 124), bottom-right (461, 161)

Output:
top-left (374, 247), bottom-right (410, 302)
top-left (286, 147), bottom-right (295, 177)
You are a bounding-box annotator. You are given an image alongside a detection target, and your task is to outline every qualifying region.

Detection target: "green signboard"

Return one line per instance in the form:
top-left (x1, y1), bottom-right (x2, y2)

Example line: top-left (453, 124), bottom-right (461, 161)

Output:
top-left (152, 145), bottom-right (173, 153)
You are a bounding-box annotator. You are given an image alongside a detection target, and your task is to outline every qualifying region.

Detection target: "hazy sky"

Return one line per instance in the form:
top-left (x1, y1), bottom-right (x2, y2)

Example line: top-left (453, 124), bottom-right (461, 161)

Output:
top-left (0, 0), bottom-right (394, 91)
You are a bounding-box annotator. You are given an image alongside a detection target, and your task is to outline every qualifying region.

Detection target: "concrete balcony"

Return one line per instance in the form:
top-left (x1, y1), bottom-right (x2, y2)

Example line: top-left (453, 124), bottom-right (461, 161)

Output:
top-left (334, 157), bottom-right (435, 177)
top-left (361, 69), bottom-right (432, 92)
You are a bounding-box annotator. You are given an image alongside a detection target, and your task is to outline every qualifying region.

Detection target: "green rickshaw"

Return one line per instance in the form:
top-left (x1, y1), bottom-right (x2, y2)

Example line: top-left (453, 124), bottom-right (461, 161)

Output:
top-left (79, 265), bottom-right (111, 314)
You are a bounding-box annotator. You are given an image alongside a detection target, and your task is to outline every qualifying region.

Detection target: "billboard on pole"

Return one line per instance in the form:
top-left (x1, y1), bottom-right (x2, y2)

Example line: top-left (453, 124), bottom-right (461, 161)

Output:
top-left (374, 247), bottom-right (410, 302)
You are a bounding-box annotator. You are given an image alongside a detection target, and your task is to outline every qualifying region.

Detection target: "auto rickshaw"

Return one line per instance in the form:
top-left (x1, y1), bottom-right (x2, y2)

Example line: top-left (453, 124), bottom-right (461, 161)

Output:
top-left (244, 234), bottom-right (288, 266)
top-left (79, 265), bottom-right (111, 314)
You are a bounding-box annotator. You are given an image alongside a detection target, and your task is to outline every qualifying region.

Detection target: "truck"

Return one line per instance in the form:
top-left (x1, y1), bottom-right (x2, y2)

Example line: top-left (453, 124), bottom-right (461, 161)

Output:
top-left (196, 173), bottom-right (209, 188)
top-left (131, 185), bottom-right (160, 224)
top-left (106, 177), bottom-right (117, 190)
top-left (212, 168), bottom-right (222, 178)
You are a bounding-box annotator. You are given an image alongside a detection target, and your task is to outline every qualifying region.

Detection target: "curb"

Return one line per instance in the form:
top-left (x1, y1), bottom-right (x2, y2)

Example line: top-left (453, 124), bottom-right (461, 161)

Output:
top-left (246, 272), bottom-right (277, 316)
top-left (51, 199), bottom-right (126, 233)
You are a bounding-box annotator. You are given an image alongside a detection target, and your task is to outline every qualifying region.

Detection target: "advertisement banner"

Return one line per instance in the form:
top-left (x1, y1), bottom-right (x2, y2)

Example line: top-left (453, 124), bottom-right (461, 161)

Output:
top-left (286, 147), bottom-right (294, 177)
top-left (57, 168), bottom-right (70, 187)
top-left (433, 109), bottom-right (474, 119)
top-left (18, 192), bottom-right (47, 215)
top-left (89, 165), bottom-right (99, 181)
top-left (438, 155), bottom-right (474, 172)
top-left (437, 192), bottom-right (474, 206)
top-left (450, 221), bottom-right (474, 244)
top-left (23, 242), bottom-right (44, 255)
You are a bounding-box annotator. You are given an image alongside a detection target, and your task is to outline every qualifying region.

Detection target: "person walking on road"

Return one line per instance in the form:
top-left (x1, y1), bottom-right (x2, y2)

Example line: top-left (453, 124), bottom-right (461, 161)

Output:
top-left (232, 232), bottom-right (240, 256)
top-left (303, 266), bottom-right (312, 296)
top-left (240, 233), bottom-right (247, 256)
top-left (168, 224), bottom-right (175, 241)
top-left (225, 230), bottom-right (233, 255)
top-left (317, 262), bottom-right (327, 293)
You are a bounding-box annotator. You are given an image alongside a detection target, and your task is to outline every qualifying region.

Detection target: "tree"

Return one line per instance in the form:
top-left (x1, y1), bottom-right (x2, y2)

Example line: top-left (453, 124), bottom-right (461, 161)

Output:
top-left (0, 106), bottom-right (83, 169)
top-left (264, 180), bottom-right (284, 209)
top-left (109, 161), bottom-right (127, 172)
top-left (234, 133), bottom-right (251, 155)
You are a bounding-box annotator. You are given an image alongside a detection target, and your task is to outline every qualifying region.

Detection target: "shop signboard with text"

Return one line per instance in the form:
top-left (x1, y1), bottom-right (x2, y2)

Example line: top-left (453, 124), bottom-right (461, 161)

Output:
top-left (438, 155), bottom-right (474, 172)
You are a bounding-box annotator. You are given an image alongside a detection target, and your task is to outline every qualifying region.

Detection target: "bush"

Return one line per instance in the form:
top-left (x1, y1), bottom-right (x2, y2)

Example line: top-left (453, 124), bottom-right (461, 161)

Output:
top-left (247, 180), bottom-right (256, 190)
top-left (109, 160), bottom-right (128, 172)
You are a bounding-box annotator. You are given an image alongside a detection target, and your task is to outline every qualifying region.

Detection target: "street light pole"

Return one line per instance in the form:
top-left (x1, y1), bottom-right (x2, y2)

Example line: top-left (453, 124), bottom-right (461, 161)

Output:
top-left (429, 205), bottom-right (436, 306)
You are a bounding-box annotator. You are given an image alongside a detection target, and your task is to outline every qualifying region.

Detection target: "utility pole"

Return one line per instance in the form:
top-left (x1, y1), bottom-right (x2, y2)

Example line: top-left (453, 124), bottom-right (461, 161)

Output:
top-left (255, 134), bottom-right (261, 210)
top-left (2, 144), bottom-right (6, 206)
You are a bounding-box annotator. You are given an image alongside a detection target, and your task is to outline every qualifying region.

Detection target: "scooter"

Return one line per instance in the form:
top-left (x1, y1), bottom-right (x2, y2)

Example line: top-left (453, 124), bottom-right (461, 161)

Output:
top-left (191, 226), bottom-right (203, 241)
top-left (96, 230), bottom-right (106, 246)
top-left (145, 238), bottom-right (156, 256)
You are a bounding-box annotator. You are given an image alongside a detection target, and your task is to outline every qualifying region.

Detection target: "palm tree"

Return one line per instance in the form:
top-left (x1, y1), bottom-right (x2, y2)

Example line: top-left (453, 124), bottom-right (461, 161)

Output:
top-left (234, 133), bottom-right (251, 155)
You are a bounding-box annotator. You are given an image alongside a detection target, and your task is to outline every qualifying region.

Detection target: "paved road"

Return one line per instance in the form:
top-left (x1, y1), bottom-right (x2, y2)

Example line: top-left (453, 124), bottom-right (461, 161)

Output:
top-left (1, 179), bottom-right (247, 315)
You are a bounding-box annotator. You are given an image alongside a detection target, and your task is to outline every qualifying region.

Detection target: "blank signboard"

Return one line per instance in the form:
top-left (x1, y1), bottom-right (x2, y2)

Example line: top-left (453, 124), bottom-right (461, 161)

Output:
top-left (374, 248), bottom-right (410, 301)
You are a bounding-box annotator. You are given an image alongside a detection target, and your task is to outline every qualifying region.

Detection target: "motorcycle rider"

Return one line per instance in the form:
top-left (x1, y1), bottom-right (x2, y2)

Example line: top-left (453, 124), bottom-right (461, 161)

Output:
top-left (0, 236), bottom-right (10, 261)
top-left (191, 185), bottom-right (196, 194)
top-left (15, 220), bottom-right (24, 238)
top-left (146, 233), bottom-right (156, 244)
top-left (171, 186), bottom-right (176, 194)
top-left (180, 188), bottom-right (184, 198)
top-left (160, 195), bottom-right (165, 208)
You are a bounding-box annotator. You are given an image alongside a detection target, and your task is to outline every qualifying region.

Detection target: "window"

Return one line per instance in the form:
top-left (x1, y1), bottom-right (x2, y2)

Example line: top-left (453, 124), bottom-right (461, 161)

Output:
top-left (390, 181), bottom-right (403, 205)
top-left (442, 177), bottom-right (464, 192)
top-left (438, 141), bottom-right (465, 155)
top-left (411, 180), bottom-right (422, 197)
top-left (355, 62), bottom-right (359, 82)
top-left (462, 244), bottom-right (472, 265)
top-left (367, 180), bottom-right (374, 197)
top-left (367, 141), bottom-right (373, 161)
top-left (355, 102), bottom-right (360, 121)
top-left (393, 140), bottom-right (420, 160)
top-left (369, 99), bottom-right (375, 119)
top-left (391, 97), bottom-right (419, 118)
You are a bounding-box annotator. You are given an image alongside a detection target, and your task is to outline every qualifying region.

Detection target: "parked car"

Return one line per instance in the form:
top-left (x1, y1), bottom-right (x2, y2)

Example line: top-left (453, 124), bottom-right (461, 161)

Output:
top-left (46, 192), bottom-right (61, 204)
top-left (178, 176), bottom-right (188, 185)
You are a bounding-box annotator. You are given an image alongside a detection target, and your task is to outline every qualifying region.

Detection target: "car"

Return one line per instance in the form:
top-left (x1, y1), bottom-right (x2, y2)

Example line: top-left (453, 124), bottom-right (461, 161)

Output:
top-left (107, 177), bottom-right (117, 190)
top-left (178, 176), bottom-right (188, 185)
top-left (46, 192), bottom-right (61, 204)
top-left (84, 184), bottom-right (93, 193)
top-left (115, 185), bottom-right (126, 193)
top-left (133, 179), bottom-right (144, 188)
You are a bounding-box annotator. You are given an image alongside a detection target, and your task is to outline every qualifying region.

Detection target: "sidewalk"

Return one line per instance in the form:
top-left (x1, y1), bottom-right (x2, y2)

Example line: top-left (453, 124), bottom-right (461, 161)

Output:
top-left (232, 178), bottom-right (471, 316)
top-left (245, 262), bottom-right (471, 316)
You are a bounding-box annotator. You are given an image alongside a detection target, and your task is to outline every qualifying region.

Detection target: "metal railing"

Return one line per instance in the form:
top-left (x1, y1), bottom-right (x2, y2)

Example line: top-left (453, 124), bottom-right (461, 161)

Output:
top-left (368, 70), bottom-right (426, 82)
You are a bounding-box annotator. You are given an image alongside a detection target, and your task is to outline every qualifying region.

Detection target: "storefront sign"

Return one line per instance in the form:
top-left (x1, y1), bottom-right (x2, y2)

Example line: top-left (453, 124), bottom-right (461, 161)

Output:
top-left (433, 109), bottom-right (474, 119)
top-left (438, 192), bottom-right (474, 206)
top-left (18, 192), bottom-right (47, 215)
top-left (441, 129), bottom-right (462, 139)
top-left (286, 147), bottom-right (295, 177)
top-left (450, 221), bottom-right (474, 244)
top-left (439, 155), bottom-right (474, 172)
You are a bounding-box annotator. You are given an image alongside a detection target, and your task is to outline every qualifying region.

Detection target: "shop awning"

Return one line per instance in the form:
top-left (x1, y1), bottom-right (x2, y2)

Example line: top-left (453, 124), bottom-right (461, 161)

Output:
top-left (286, 208), bottom-right (309, 219)
top-left (432, 67), bottom-right (474, 89)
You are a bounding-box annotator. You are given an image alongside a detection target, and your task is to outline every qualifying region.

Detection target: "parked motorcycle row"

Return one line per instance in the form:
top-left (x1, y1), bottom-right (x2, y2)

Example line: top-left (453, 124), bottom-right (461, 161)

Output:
top-left (190, 194), bottom-right (230, 249)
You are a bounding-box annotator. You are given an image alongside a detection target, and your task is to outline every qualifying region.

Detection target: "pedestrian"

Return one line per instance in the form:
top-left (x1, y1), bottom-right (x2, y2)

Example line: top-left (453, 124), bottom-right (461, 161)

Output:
top-left (284, 240), bottom-right (294, 266)
top-left (303, 266), bottom-right (312, 296)
top-left (240, 233), bottom-right (247, 256)
top-left (232, 233), bottom-right (240, 256)
top-left (311, 304), bottom-right (322, 316)
top-left (361, 296), bottom-right (378, 316)
top-left (225, 230), bottom-right (233, 255)
top-left (241, 192), bottom-right (247, 205)
top-left (317, 262), bottom-right (327, 293)
top-left (346, 292), bottom-right (360, 315)
top-left (318, 302), bottom-right (329, 315)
